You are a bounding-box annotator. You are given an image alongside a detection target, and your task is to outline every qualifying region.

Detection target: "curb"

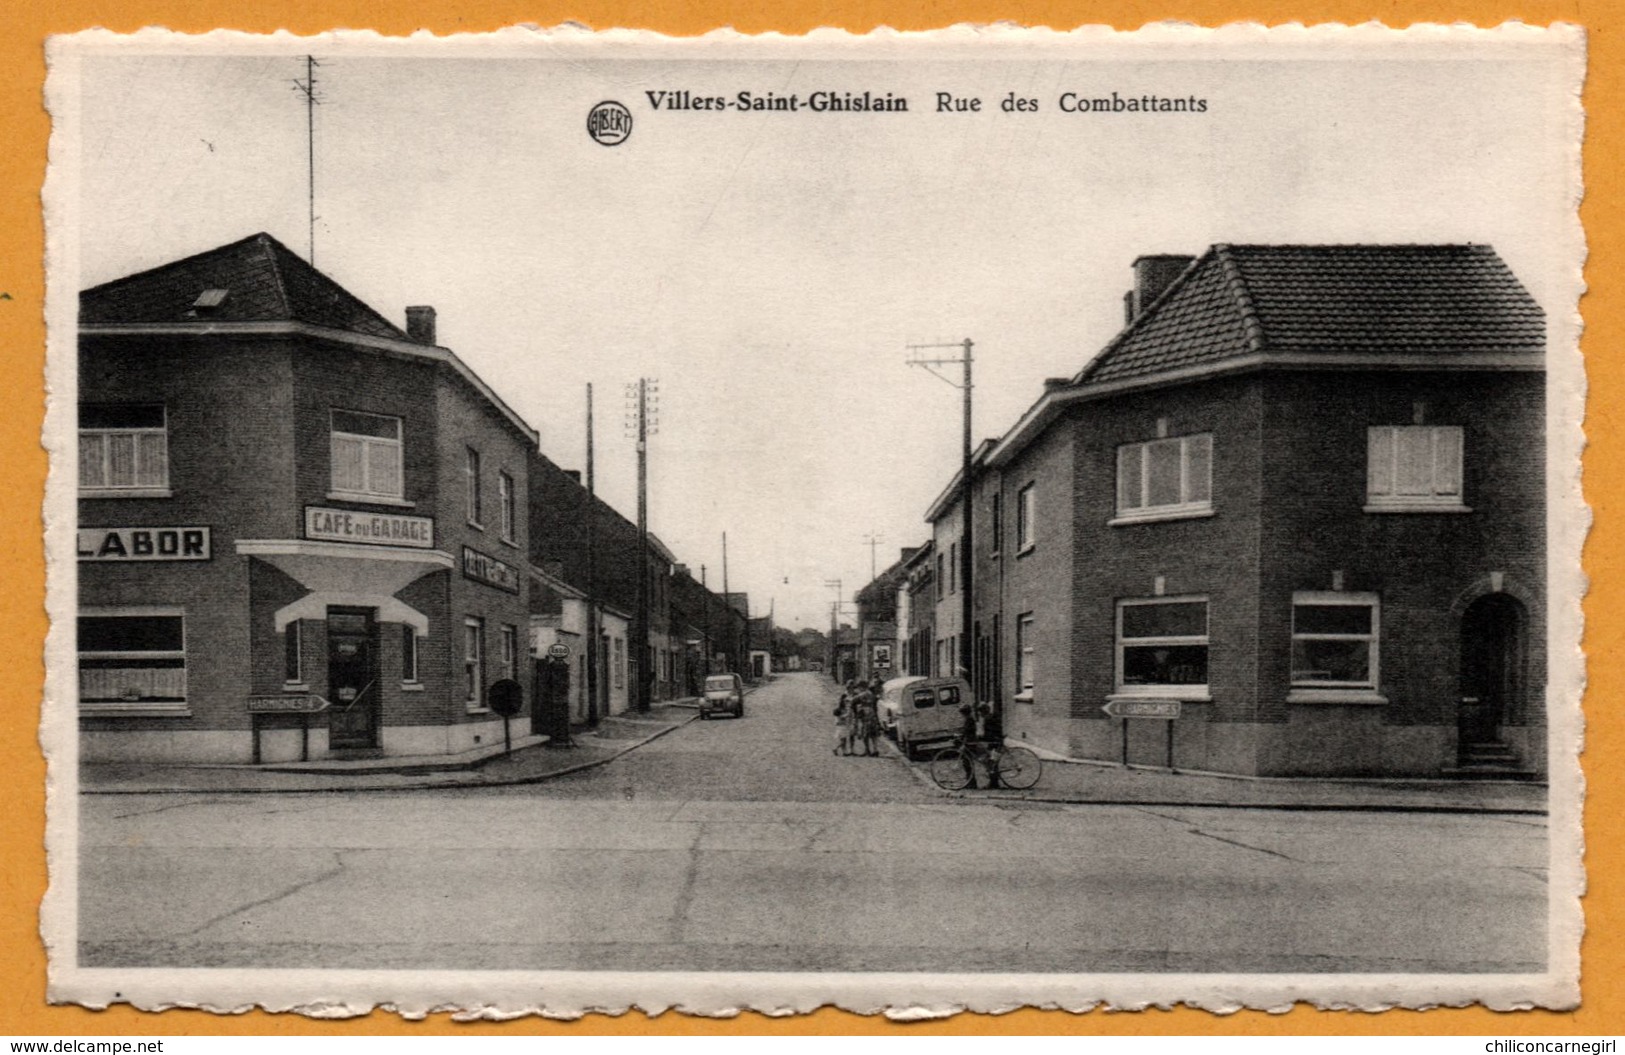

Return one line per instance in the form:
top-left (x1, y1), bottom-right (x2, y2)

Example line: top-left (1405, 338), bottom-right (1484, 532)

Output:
top-left (894, 740), bottom-right (1547, 816)
top-left (81, 712), bottom-right (701, 796)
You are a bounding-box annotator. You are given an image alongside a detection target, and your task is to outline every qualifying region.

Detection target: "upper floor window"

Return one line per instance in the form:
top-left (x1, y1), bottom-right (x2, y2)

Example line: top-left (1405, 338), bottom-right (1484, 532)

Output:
top-left (1017, 483), bottom-right (1036, 552)
top-left (1116, 597), bottom-right (1209, 696)
top-left (1366, 426), bottom-right (1465, 511)
top-left (465, 447), bottom-right (483, 526)
top-left (1116, 433), bottom-right (1212, 523)
top-left (498, 471), bottom-right (516, 542)
top-left (1291, 592), bottom-right (1379, 690)
top-left (330, 409), bottom-right (402, 501)
top-left (948, 542), bottom-right (957, 595)
top-left (80, 404), bottom-right (169, 496)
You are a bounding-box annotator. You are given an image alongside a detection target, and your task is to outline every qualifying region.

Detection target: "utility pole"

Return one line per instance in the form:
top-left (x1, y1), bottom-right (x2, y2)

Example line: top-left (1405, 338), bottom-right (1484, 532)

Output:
top-left (907, 338), bottom-right (975, 696)
top-left (291, 56), bottom-right (322, 266)
top-left (862, 530), bottom-right (885, 581)
top-left (625, 378), bottom-right (659, 712)
top-left (584, 383), bottom-right (598, 723)
top-left (722, 532), bottom-right (735, 675)
top-left (824, 577), bottom-right (842, 682)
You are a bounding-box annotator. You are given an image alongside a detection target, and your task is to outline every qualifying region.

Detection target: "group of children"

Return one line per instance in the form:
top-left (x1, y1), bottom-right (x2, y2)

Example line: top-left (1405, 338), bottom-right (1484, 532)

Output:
top-left (833, 678), bottom-right (883, 757)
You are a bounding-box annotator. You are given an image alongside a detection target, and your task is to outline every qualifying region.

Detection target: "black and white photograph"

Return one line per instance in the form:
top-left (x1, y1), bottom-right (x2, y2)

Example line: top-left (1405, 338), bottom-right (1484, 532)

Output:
top-left (42, 25), bottom-right (1585, 1014)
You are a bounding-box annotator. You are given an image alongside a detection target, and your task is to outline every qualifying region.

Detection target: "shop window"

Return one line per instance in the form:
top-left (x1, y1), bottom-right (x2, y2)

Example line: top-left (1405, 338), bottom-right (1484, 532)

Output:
top-left (1291, 592), bottom-right (1379, 689)
top-left (78, 608), bottom-right (187, 714)
top-left (465, 447), bottom-right (483, 526)
top-left (80, 404), bottom-right (169, 496)
top-left (330, 409), bottom-right (403, 501)
top-left (498, 471), bottom-right (516, 542)
top-left (1015, 612), bottom-right (1036, 701)
top-left (464, 616), bottom-right (486, 710)
top-left (1116, 597), bottom-right (1209, 696)
top-left (1017, 483), bottom-right (1036, 551)
top-left (1115, 433), bottom-right (1213, 523)
top-left (1366, 426), bottom-right (1466, 511)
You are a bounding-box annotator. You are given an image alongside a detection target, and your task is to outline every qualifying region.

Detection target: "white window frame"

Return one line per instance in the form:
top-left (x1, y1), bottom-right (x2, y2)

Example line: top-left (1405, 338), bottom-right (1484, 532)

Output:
top-left (498, 470), bottom-right (516, 543)
top-left (1014, 612), bottom-right (1036, 702)
top-left (78, 606), bottom-right (189, 716)
top-left (465, 447), bottom-right (484, 527)
top-left (329, 409), bottom-right (404, 503)
top-left (80, 405), bottom-right (170, 497)
top-left (1113, 433), bottom-right (1214, 525)
top-left (1017, 483), bottom-right (1037, 553)
top-left (1288, 591), bottom-right (1385, 703)
top-left (500, 624), bottom-right (519, 681)
top-left (1365, 425), bottom-right (1469, 513)
top-left (464, 616), bottom-right (487, 711)
top-left (284, 619), bottom-right (305, 688)
top-left (1114, 595), bottom-right (1211, 699)
top-left (401, 624), bottom-right (421, 688)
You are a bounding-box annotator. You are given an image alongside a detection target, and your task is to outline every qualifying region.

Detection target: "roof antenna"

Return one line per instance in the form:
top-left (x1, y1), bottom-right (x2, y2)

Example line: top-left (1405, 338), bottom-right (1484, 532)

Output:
top-left (291, 56), bottom-right (323, 267)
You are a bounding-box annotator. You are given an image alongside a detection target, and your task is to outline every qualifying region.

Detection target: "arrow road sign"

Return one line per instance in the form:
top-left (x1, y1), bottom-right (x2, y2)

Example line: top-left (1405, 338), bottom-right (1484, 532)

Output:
top-left (1102, 698), bottom-right (1182, 720)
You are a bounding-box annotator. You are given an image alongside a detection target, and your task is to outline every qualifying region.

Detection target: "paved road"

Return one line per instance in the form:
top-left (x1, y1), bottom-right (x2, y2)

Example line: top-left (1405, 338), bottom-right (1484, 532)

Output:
top-left (79, 673), bottom-right (1548, 973)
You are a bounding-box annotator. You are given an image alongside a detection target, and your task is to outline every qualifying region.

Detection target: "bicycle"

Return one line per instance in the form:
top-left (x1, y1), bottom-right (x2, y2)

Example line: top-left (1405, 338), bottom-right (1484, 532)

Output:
top-left (929, 739), bottom-right (1042, 791)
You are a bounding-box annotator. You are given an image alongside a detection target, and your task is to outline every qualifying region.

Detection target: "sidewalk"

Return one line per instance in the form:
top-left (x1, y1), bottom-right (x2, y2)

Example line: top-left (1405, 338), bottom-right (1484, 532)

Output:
top-left (80, 703), bottom-right (701, 795)
top-left (920, 743), bottom-right (1549, 814)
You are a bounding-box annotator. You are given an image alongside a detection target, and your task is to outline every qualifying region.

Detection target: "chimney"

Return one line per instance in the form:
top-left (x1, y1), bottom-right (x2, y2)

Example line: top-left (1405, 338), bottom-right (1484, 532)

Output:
top-left (1128, 254), bottom-right (1195, 321)
top-left (405, 305), bottom-right (437, 345)
top-left (1044, 377), bottom-right (1070, 391)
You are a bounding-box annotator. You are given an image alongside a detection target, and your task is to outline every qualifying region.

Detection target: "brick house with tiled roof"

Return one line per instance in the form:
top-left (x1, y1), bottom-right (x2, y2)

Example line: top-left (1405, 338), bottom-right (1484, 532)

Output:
top-left (78, 233), bottom-right (544, 763)
top-left (975, 245), bottom-right (1545, 778)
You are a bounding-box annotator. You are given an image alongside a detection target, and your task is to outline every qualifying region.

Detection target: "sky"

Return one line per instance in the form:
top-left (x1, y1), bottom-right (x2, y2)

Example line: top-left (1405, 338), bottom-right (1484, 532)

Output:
top-left (62, 32), bottom-right (1580, 630)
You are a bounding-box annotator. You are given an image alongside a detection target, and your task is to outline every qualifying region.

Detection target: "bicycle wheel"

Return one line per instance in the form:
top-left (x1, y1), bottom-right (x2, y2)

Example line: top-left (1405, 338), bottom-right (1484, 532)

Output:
top-left (995, 745), bottom-right (1042, 790)
top-left (929, 747), bottom-right (974, 791)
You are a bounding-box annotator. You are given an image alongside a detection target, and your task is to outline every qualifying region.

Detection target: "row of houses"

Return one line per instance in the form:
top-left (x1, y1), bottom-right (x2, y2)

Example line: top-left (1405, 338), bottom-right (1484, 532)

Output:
top-left (76, 233), bottom-right (752, 764)
top-left (857, 244), bottom-right (1547, 780)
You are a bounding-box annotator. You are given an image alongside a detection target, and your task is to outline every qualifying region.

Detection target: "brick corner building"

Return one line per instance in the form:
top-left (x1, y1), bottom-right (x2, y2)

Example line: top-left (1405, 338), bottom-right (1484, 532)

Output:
top-left (959, 244), bottom-right (1546, 778)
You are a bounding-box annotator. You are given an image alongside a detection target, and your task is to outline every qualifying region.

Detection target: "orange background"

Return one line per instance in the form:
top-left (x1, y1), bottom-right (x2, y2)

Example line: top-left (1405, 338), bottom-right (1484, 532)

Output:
top-left (1, 0), bottom-right (1614, 1037)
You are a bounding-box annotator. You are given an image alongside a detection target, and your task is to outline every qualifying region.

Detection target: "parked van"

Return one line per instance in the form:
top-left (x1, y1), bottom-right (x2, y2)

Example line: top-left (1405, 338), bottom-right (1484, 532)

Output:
top-left (877, 676), bottom-right (924, 738)
top-left (892, 677), bottom-right (972, 759)
top-left (699, 672), bottom-right (745, 719)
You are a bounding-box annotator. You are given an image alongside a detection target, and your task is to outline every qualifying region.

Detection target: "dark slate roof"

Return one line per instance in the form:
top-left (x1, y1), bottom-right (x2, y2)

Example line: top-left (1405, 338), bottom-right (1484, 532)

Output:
top-left (1076, 244), bottom-right (1544, 386)
top-left (80, 232), bottom-right (411, 341)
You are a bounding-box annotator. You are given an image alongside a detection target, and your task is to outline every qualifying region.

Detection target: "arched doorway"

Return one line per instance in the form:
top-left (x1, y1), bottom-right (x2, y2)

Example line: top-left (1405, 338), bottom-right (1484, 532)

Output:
top-left (1458, 593), bottom-right (1526, 760)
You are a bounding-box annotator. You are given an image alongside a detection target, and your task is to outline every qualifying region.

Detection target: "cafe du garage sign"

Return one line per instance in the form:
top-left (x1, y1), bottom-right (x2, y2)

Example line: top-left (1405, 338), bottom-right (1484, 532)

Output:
top-left (78, 526), bottom-right (210, 561)
top-left (305, 506), bottom-right (435, 549)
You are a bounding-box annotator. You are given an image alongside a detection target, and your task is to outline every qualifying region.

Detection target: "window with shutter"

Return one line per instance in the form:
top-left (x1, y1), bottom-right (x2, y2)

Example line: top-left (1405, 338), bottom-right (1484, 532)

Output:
top-left (1365, 426), bottom-right (1468, 512)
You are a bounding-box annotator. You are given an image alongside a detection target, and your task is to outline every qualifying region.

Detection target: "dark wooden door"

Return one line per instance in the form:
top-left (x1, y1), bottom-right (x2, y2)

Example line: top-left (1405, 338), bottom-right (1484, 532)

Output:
top-left (326, 608), bottom-right (379, 749)
top-left (1460, 594), bottom-right (1523, 747)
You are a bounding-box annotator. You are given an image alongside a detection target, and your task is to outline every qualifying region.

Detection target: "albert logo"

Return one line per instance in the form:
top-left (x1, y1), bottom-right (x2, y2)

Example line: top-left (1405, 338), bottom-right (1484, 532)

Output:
top-left (587, 100), bottom-right (633, 146)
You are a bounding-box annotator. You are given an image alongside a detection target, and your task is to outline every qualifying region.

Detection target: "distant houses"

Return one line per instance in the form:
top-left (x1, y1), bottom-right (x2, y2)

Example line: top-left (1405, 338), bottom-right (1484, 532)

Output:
top-left (76, 233), bottom-right (752, 764)
top-left (855, 244), bottom-right (1546, 779)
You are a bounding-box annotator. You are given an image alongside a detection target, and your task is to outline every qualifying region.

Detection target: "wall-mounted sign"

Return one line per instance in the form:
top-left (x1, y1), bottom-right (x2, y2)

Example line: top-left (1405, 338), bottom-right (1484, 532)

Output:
top-left (462, 546), bottom-right (521, 594)
top-left (305, 506), bottom-right (434, 549)
top-left (547, 642), bottom-right (571, 660)
top-left (78, 526), bottom-right (210, 561)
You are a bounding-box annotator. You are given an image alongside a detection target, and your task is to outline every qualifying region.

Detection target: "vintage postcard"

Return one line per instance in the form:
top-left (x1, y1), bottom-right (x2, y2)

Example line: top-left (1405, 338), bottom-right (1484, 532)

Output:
top-left (40, 23), bottom-right (1586, 1017)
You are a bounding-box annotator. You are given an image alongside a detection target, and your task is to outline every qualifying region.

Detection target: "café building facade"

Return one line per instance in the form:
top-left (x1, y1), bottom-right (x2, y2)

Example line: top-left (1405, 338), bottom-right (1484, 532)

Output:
top-left (77, 233), bottom-right (538, 763)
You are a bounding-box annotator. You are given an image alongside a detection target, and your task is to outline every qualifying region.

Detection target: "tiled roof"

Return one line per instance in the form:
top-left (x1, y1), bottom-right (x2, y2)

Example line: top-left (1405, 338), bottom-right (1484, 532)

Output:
top-left (80, 232), bottom-right (411, 341)
top-left (1076, 244), bottom-right (1544, 386)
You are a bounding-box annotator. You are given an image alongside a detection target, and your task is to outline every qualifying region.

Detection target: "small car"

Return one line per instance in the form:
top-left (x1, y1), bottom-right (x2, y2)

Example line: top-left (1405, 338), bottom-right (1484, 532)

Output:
top-left (699, 672), bottom-right (745, 719)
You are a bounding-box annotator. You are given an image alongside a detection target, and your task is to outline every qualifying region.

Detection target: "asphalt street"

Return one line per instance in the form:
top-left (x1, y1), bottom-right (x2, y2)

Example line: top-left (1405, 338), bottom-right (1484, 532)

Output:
top-left (78, 673), bottom-right (1549, 973)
